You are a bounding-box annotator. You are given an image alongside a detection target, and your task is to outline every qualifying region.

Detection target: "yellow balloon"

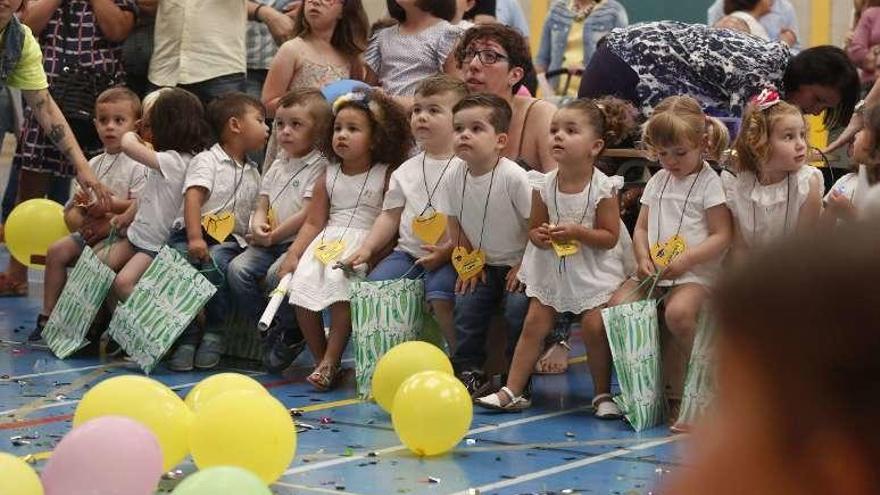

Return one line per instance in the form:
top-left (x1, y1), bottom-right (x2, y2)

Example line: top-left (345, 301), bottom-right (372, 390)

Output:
top-left (371, 341), bottom-right (453, 412)
top-left (73, 375), bottom-right (192, 471)
top-left (189, 390), bottom-right (296, 484)
top-left (5, 199), bottom-right (69, 269)
top-left (185, 373), bottom-right (267, 413)
top-left (0, 453), bottom-right (43, 495)
top-left (392, 371), bottom-right (472, 456)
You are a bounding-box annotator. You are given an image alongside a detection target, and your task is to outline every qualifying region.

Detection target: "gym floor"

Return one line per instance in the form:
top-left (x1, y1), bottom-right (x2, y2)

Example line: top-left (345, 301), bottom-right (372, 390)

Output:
top-left (0, 249), bottom-right (683, 495)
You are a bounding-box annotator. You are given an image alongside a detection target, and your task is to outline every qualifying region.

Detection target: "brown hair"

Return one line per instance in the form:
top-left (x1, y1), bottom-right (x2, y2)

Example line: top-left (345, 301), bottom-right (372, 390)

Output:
top-left (95, 86), bottom-right (142, 119)
top-left (206, 92), bottom-right (265, 141)
top-left (715, 224), bottom-right (880, 471)
top-left (278, 87), bottom-right (333, 153)
top-left (387, 0), bottom-right (456, 22)
top-left (329, 89), bottom-right (413, 168)
top-left (149, 88), bottom-right (212, 155)
top-left (561, 97), bottom-right (639, 151)
top-left (732, 100), bottom-right (805, 173)
top-left (455, 24), bottom-right (534, 93)
top-left (293, 0), bottom-right (369, 59)
top-left (453, 92), bottom-right (512, 134)
top-left (414, 74), bottom-right (469, 102)
top-left (723, 0), bottom-right (762, 14)
top-left (642, 96), bottom-right (728, 156)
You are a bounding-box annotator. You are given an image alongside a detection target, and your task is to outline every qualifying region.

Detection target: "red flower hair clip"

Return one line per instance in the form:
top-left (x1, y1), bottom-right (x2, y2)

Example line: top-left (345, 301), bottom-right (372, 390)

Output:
top-left (750, 88), bottom-right (782, 111)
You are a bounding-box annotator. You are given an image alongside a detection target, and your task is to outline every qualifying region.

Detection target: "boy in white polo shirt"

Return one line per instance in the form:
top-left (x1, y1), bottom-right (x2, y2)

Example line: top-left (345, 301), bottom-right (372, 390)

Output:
top-left (442, 93), bottom-right (532, 397)
top-left (167, 92), bottom-right (269, 371)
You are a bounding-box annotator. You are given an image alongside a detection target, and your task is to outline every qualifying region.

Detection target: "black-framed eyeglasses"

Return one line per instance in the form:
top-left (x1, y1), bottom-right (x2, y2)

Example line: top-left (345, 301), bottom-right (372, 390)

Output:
top-left (463, 49), bottom-right (508, 65)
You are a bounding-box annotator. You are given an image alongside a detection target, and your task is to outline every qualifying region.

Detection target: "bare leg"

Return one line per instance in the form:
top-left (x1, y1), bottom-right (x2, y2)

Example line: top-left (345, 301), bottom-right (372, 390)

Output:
top-left (295, 305), bottom-right (326, 363)
top-left (430, 299), bottom-right (455, 352)
top-left (580, 307), bottom-right (613, 396)
top-left (42, 236), bottom-right (84, 315)
top-left (322, 302), bottom-right (352, 367)
top-left (662, 283), bottom-right (707, 410)
top-left (495, 299), bottom-right (555, 401)
top-left (111, 252), bottom-right (154, 303)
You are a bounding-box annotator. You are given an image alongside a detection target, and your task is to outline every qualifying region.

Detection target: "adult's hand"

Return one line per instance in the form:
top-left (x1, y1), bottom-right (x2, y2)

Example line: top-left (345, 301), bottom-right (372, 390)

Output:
top-left (136, 0), bottom-right (158, 16)
top-left (262, 6), bottom-right (296, 45)
top-left (283, 0), bottom-right (301, 19)
top-left (823, 112), bottom-right (862, 154)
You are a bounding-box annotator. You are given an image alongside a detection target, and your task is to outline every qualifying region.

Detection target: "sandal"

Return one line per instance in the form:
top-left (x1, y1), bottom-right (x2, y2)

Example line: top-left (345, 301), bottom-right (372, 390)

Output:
top-left (533, 340), bottom-right (571, 375)
top-left (306, 362), bottom-right (343, 392)
top-left (0, 273), bottom-right (28, 298)
top-left (475, 386), bottom-right (531, 412)
top-left (28, 314), bottom-right (49, 342)
top-left (591, 393), bottom-right (623, 420)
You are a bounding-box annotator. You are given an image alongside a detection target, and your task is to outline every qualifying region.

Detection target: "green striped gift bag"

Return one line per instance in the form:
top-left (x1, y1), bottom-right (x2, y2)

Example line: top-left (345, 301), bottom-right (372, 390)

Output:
top-left (43, 246), bottom-right (115, 358)
top-left (678, 309), bottom-right (717, 425)
top-left (602, 298), bottom-right (665, 432)
top-left (350, 278), bottom-right (425, 399)
top-left (107, 247), bottom-right (217, 374)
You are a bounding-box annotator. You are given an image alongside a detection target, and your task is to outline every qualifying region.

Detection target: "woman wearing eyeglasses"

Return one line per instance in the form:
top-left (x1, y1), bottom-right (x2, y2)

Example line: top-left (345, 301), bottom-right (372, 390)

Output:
top-left (455, 24), bottom-right (556, 173)
top-left (535, 0), bottom-right (629, 99)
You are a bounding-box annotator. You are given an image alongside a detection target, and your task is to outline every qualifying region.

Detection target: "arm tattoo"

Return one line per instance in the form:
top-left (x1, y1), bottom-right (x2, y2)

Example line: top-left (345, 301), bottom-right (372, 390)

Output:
top-left (47, 124), bottom-right (66, 145)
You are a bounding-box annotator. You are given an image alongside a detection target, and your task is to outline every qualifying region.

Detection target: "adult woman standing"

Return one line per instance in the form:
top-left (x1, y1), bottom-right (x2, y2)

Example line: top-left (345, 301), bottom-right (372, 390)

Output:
top-left (578, 21), bottom-right (860, 128)
top-left (0, 0), bottom-right (135, 296)
top-left (535, 0), bottom-right (628, 99)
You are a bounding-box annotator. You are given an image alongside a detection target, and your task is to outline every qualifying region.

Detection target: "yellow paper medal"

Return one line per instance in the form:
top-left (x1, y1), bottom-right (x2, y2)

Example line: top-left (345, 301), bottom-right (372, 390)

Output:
top-left (650, 234), bottom-right (687, 267)
top-left (267, 207), bottom-right (278, 230)
top-left (202, 212), bottom-right (235, 243)
top-left (551, 239), bottom-right (580, 258)
top-left (411, 212), bottom-right (447, 245)
top-left (451, 246), bottom-right (486, 282)
top-left (314, 239), bottom-right (346, 265)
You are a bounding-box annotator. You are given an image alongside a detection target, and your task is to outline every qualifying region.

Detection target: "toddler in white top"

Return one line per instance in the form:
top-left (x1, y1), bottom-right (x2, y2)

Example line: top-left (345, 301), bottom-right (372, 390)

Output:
top-left (723, 91), bottom-right (823, 251)
top-left (34, 88), bottom-right (146, 341)
top-left (277, 89), bottom-right (413, 391)
top-left (634, 96), bottom-right (733, 432)
top-left (344, 75), bottom-right (469, 351)
top-left (475, 97), bottom-right (639, 418)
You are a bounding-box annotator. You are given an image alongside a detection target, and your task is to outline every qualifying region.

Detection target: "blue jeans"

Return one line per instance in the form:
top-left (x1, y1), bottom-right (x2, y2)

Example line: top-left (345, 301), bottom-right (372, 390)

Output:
top-left (168, 229), bottom-right (244, 345)
top-left (368, 250), bottom-right (456, 301)
top-left (227, 243), bottom-right (300, 333)
top-left (452, 265), bottom-right (529, 373)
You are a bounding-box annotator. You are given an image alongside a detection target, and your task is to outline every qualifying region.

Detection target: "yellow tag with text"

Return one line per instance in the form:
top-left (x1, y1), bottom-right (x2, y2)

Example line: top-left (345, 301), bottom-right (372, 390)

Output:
top-left (314, 239), bottom-right (346, 265)
top-left (650, 234), bottom-right (687, 267)
top-left (451, 246), bottom-right (486, 282)
top-left (551, 239), bottom-right (580, 258)
top-left (267, 207), bottom-right (278, 230)
top-left (201, 212), bottom-right (235, 243)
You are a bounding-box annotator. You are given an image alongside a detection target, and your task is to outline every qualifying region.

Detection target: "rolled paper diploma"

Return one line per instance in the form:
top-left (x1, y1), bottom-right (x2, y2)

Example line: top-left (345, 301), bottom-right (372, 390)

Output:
top-left (257, 273), bottom-right (293, 332)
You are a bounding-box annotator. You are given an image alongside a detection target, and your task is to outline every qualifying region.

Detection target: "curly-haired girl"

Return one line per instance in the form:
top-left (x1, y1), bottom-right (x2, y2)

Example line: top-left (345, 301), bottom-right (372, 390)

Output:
top-left (276, 89), bottom-right (413, 391)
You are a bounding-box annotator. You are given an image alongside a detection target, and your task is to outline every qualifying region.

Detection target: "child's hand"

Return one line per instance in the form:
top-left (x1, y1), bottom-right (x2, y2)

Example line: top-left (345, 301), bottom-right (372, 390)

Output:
top-left (505, 264), bottom-right (525, 293)
top-left (637, 257), bottom-right (657, 280)
top-left (661, 253), bottom-right (690, 280)
top-left (86, 201), bottom-right (109, 219)
top-left (277, 253), bottom-right (300, 279)
top-left (110, 210), bottom-right (135, 230)
top-left (188, 238), bottom-right (209, 262)
top-left (73, 189), bottom-right (92, 207)
top-left (252, 222), bottom-right (273, 247)
top-left (826, 190), bottom-right (857, 221)
top-left (416, 244), bottom-right (449, 272)
top-left (342, 247), bottom-right (373, 271)
top-left (80, 217), bottom-right (112, 245)
top-left (529, 223), bottom-right (552, 249)
top-left (549, 223), bottom-right (582, 243)
top-left (455, 270), bottom-right (486, 295)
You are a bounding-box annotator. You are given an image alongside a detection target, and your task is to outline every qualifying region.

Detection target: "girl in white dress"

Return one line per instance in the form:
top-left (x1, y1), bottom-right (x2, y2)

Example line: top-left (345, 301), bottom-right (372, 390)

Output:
top-left (723, 89), bottom-right (823, 252)
top-left (276, 90), bottom-right (412, 391)
top-left (475, 98), bottom-right (638, 418)
top-left (634, 96), bottom-right (733, 432)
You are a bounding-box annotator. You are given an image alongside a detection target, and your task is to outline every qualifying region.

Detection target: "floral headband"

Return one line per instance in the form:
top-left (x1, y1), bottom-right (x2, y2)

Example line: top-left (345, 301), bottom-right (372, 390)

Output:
top-left (332, 91), bottom-right (385, 125)
top-left (750, 88), bottom-right (782, 112)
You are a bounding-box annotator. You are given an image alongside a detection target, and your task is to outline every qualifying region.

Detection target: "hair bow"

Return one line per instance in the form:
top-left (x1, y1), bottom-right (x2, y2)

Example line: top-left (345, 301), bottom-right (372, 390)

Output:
top-left (750, 88), bottom-right (781, 111)
top-left (332, 91), bottom-right (368, 114)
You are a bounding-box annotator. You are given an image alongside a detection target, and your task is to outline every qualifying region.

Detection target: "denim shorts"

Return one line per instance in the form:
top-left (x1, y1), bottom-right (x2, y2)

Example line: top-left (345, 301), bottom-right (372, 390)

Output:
top-left (368, 250), bottom-right (456, 301)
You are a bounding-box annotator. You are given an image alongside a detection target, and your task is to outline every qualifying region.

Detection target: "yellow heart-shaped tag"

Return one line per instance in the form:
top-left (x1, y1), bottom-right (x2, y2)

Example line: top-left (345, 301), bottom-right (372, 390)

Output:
top-left (411, 212), bottom-right (447, 245)
top-left (551, 239), bottom-right (580, 258)
top-left (650, 234), bottom-right (687, 267)
top-left (202, 212), bottom-right (235, 243)
top-left (451, 246), bottom-right (486, 282)
top-left (314, 238), bottom-right (346, 265)
top-left (267, 207), bottom-right (278, 230)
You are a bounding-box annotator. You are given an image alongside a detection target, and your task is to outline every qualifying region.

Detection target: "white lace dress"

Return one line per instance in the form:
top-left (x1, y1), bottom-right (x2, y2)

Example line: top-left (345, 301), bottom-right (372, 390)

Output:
top-left (517, 169), bottom-right (635, 314)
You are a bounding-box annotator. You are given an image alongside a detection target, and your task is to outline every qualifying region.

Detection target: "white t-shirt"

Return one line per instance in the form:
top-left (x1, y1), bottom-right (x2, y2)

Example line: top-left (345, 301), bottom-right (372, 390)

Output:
top-left (723, 164), bottom-right (823, 248)
top-left (178, 143), bottom-right (261, 244)
top-left (68, 151), bottom-right (147, 207)
top-left (823, 165), bottom-right (876, 219)
top-left (127, 151), bottom-right (192, 252)
top-left (641, 162), bottom-right (727, 287)
top-left (260, 150), bottom-right (327, 244)
top-left (383, 152), bottom-right (463, 258)
top-left (441, 157), bottom-right (532, 267)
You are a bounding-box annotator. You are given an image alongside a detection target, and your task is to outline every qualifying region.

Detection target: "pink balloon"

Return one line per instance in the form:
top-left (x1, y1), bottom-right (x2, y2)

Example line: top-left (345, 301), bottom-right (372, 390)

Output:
top-left (42, 416), bottom-right (164, 495)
